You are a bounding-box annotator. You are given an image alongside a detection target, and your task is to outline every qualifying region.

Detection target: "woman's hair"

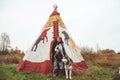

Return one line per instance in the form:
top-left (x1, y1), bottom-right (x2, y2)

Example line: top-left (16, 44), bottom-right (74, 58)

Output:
top-left (57, 37), bottom-right (63, 43)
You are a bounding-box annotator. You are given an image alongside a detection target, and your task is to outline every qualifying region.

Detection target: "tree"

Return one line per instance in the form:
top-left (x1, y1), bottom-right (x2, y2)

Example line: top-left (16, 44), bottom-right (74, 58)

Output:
top-left (0, 32), bottom-right (10, 51)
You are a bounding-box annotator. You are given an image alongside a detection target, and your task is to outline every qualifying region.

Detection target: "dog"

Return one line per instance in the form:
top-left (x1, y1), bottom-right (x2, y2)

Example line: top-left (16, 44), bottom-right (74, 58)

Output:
top-left (62, 55), bottom-right (73, 79)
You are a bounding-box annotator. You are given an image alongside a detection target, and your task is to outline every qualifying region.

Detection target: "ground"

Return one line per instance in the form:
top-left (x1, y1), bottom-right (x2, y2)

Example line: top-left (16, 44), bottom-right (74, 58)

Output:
top-left (0, 62), bottom-right (119, 80)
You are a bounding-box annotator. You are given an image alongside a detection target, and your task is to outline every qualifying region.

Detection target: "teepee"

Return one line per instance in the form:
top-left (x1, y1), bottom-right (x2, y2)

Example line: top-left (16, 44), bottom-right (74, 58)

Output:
top-left (17, 5), bottom-right (88, 74)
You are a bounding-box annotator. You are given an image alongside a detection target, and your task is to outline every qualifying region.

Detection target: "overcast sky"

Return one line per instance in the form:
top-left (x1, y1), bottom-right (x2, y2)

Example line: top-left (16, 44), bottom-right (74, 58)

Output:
top-left (0, 0), bottom-right (120, 52)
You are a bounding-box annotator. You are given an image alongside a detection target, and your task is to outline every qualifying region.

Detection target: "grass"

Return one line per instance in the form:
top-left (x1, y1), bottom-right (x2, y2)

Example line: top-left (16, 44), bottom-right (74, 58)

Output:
top-left (0, 48), bottom-right (120, 80)
top-left (0, 64), bottom-right (52, 80)
top-left (0, 62), bottom-right (119, 80)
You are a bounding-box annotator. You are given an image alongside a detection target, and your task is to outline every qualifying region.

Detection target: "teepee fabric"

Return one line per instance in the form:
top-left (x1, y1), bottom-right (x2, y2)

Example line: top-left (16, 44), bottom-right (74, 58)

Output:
top-left (17, 6), bottom-right (88, 74)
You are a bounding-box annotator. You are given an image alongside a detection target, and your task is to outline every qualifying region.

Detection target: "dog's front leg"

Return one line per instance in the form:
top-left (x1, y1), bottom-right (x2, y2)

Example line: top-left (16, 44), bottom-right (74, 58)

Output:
top-left (65, 68), bottom-right (68, 79)
top-left (69, 69), bottom-right (72, 79)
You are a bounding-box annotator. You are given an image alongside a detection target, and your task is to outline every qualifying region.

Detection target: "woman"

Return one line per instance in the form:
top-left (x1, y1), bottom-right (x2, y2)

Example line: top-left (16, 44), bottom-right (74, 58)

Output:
top-left (52, 37), bottom-right (66, 77)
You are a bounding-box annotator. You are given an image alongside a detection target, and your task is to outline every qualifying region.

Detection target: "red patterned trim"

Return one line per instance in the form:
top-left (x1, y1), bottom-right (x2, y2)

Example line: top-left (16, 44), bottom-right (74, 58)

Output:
top-left (73, 61), bottom-right (88, 72)
top-left (17, 60), bottom-right (53, 74)
top-left (17, 60), bottom-right (88, 74)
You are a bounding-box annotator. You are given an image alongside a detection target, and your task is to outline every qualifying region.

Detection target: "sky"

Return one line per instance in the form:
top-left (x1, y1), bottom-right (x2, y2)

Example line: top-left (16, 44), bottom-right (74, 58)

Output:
top-left (0, 0), bottom-right (120, 52)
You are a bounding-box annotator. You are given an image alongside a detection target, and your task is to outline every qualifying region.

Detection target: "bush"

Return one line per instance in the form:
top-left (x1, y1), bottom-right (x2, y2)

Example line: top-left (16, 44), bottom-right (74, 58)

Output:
top-left (4, 55), bottom-right (20, 64)
top-left (0, 48), bottom-right (24, 64)
top-left (81, 47), bottom-right (120, 69)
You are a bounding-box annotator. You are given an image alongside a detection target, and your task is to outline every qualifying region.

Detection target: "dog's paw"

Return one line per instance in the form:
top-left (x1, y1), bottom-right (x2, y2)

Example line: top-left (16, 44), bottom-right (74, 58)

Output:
top-left (66, 77), bottom-right (68, 79)
top-left (69, 77), bottom-right (72, 80)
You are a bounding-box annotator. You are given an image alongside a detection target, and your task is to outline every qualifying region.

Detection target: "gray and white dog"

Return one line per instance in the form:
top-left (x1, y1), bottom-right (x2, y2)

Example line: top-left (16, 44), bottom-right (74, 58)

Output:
top-left (62, 55), bottom-right (73, 79)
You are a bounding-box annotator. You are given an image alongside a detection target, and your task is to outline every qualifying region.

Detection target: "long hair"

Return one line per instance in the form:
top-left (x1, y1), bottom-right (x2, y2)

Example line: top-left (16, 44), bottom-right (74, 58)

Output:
top-left (57, 37), bottom-right (63, 44)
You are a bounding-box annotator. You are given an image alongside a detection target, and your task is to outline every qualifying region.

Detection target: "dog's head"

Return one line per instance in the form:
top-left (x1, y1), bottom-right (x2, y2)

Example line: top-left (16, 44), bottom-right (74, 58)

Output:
top-left (62, 55), bottom-right (73, 65)
top-left (62, 57), bottom-right (67, 64)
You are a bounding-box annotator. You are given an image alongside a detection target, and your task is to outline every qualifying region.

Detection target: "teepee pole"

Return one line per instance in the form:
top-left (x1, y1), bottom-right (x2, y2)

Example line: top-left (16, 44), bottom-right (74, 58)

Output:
top-left (53, 5), bottom-right (59, 40)
top-left (53, 21), bottom-right (59, 40)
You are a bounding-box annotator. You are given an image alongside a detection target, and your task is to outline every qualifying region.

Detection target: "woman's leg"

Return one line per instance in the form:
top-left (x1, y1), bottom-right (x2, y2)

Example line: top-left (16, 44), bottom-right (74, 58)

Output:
top-left (58, 61), bottom-right (64, 76)
top-left (53, 60), bottom-right (58, 77)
